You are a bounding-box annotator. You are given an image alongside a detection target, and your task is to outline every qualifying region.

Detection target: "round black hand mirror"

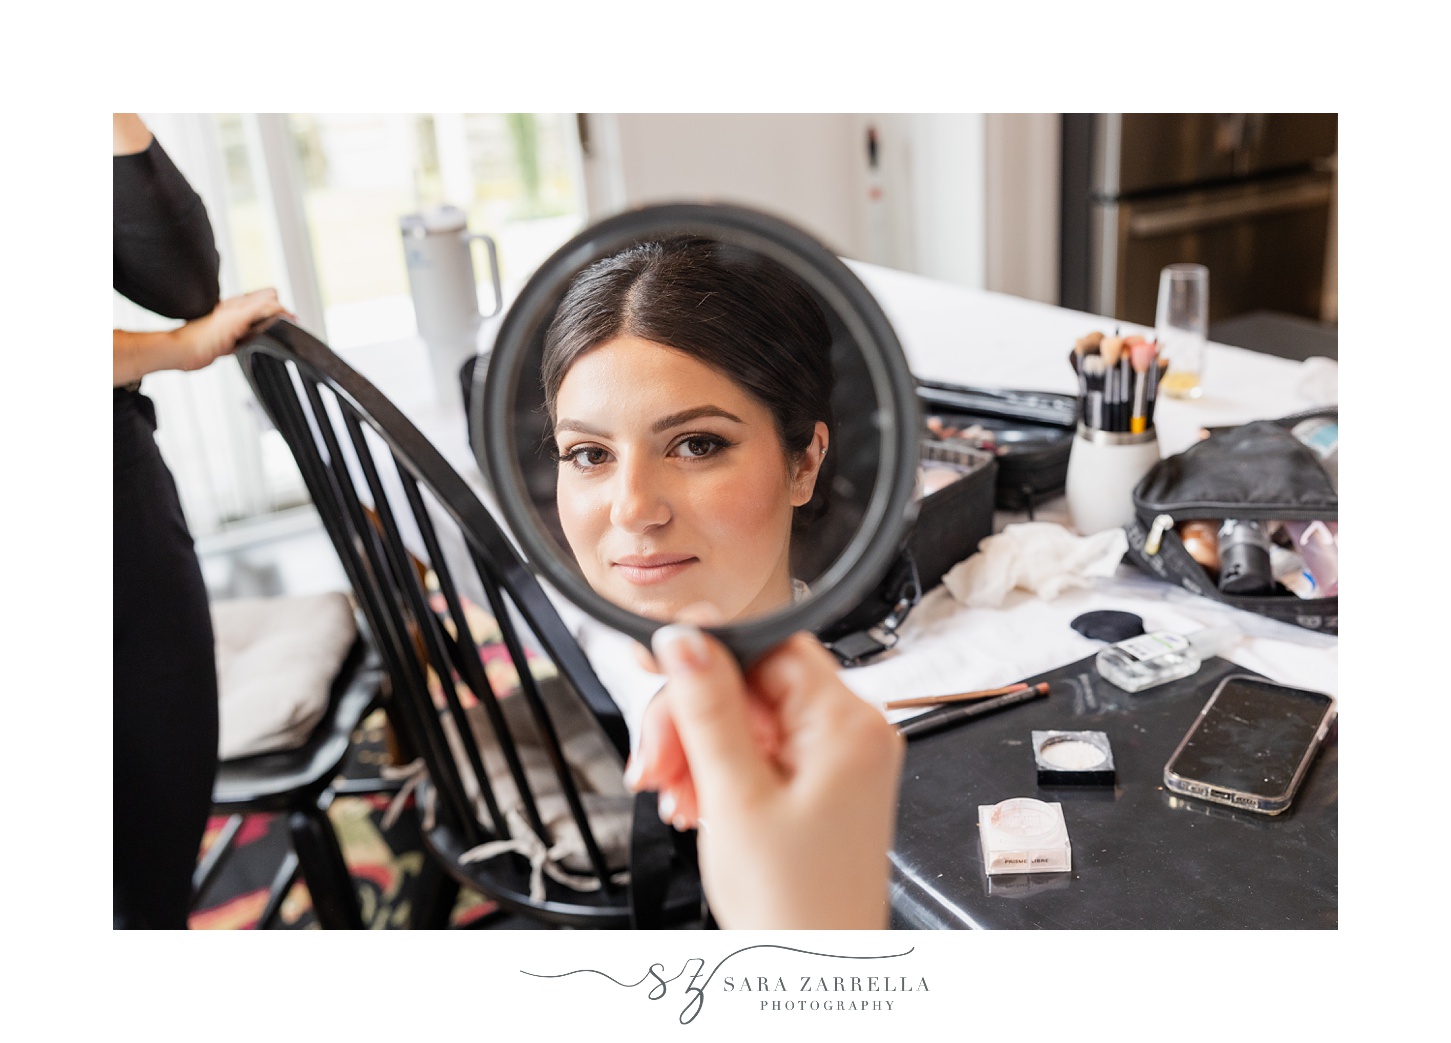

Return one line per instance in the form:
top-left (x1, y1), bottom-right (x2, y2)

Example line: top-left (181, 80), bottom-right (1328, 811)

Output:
top-left (471, 202), bottom-right (920, 663)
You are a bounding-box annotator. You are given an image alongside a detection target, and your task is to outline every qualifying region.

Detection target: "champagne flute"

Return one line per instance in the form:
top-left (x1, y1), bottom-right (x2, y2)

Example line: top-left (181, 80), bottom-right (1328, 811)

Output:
top-left (1155, 263), bottom-right (1209, 399)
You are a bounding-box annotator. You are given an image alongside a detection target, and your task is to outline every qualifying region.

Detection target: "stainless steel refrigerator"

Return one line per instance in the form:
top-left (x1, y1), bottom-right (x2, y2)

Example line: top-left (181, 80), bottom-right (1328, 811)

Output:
top-left (1059, 114), bottom-right (1337, 326)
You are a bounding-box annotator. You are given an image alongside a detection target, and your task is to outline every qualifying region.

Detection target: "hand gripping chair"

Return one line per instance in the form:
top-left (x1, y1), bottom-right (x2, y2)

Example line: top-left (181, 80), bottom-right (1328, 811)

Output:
top-left (234, 319), bottom-right (702, 928)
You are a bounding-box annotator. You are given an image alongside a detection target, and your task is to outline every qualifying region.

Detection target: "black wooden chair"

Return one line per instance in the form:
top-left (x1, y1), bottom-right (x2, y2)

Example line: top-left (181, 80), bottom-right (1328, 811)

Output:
top-left (234, 318), bottom-right (702, 929)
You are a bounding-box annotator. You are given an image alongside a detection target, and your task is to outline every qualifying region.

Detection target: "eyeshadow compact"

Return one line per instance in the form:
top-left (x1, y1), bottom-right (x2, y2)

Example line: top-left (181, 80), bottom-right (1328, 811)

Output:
top-left (1032, 730), bottom-right (1115, 786)
top-left (977, 797), bottom-right (1072, 875)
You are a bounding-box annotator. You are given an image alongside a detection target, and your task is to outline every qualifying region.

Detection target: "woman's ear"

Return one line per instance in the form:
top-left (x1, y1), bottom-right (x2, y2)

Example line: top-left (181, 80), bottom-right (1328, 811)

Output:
top-left (790, 422), bottom-right (830, 507)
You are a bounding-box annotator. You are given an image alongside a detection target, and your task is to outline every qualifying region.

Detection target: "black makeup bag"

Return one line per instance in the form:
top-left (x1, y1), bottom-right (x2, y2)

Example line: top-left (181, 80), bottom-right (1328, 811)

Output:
top-left (915, 380), bottom-right (1077, 515)
top-left (1123, 408), bottom-right (1338, 634)
top-left (818, 381), bottom-right (1076, 666)
top-left (818, 439), bottom-right (997, 665)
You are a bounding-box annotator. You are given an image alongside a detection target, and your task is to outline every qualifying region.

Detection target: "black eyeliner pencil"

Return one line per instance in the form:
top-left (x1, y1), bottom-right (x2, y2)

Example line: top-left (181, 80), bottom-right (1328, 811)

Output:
top-left (896, 682), bottom-right (1050, 740)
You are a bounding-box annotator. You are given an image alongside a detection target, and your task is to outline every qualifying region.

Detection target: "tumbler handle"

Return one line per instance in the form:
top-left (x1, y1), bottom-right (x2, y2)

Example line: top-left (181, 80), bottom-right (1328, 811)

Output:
top-left (466, 232), bottom-right (503, 318)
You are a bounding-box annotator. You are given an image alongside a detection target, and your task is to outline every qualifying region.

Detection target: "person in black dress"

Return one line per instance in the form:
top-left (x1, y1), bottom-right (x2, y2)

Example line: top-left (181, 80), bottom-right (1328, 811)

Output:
top-left (113, 113), bottom-right (288, 928)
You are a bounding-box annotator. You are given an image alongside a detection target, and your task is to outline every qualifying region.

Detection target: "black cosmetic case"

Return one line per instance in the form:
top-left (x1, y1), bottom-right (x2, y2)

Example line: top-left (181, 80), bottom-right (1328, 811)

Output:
top-left (818, 381), bottom-right (1077, 666)
top-left (818, 436), bottom-right (997, 665)
top-left (1123, 409), bottom-right (1338, 634)
top-left (915, 380), bottom-right (1077, 514)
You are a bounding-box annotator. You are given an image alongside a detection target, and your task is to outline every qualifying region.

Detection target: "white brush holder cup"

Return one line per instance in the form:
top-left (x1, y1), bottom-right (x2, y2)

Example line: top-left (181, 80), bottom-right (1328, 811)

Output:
top-left (1064, 424), bottom-right (1161, 536)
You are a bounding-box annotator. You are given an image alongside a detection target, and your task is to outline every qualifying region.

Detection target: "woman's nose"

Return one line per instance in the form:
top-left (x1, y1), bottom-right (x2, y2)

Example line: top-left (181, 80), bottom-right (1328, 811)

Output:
top-left (610, 458), bottom-right (671, 533)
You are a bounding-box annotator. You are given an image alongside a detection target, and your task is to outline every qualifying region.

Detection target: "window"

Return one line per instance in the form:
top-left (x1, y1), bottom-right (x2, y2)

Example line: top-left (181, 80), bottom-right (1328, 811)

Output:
top-left (290, 113), bottom-right (586, 349)
top-left (120, 113), bottom-right (588, 538)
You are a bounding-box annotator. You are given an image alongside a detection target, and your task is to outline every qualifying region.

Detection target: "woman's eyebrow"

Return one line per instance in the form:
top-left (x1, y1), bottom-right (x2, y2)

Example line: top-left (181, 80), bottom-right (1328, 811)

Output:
top-left (651, 406), bottom-right (745, 433)
top-left (554, 418), bottom-right (610, 437)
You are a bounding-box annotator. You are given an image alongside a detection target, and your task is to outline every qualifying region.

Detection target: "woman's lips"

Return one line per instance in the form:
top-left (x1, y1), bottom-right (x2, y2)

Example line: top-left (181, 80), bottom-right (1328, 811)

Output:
top-left (612, 554), bottom-right (698, 586)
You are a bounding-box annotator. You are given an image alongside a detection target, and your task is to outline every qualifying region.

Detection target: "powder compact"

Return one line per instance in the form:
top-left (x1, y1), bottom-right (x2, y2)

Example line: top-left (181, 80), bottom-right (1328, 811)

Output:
top-left (1032, 730), bottom-right (1116, 786)
top-left (977, 797), bottom-right (1072, 875)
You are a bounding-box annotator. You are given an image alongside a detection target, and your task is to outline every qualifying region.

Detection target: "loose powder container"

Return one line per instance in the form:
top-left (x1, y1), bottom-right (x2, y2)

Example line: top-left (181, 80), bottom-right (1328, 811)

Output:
top-left (1032, 730), bottom-right (1116, 786)
top-left (977, 797), bottom-right (1072, 875)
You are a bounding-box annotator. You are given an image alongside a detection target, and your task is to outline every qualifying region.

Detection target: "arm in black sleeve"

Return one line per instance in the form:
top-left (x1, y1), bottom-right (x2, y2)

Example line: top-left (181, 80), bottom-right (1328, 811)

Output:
top-left (113, 137), bottom-right (222, 321)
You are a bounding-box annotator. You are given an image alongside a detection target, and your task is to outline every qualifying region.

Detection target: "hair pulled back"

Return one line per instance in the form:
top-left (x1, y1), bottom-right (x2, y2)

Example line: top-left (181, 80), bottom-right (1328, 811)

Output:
top-left (541, 236), bottom-right (835, 526)
top-left (542, 236), bottom-right (833, 455)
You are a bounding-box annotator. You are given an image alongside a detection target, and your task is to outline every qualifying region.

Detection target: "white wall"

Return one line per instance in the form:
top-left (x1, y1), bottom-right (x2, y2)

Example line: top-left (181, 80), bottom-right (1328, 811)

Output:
top-left (984, 113), bottom-right (1061, 305)
top-left (584, 113), bottom-right (871, 258)
top-left (888, 113), bottom-right (987, 290)
top-left (580, 113), bottom-right (1076, 303)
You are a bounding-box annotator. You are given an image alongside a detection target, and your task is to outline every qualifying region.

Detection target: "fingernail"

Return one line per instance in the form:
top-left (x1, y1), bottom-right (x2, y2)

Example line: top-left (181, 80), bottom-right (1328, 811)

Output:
top-left (652, 624), bottom-right (710, 673)
top-left (694, 817), bottom-right (709, 833)
top-left (623, 755), bottom-right (643, 791)
top-left (658, 790), bottom-right (677, 823)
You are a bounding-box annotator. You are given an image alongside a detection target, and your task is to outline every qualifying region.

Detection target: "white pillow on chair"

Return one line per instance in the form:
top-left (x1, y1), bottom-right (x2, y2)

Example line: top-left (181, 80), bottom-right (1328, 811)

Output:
top-left (213, 592), bottom-right (358, 760)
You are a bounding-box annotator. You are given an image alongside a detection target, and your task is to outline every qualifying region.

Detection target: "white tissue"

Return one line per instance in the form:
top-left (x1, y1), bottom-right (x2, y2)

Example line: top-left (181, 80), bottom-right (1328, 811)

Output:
top-left (1296, 357), bottom-right (1338, 407)
top-left (943, 522), bottom-right (1129, 607)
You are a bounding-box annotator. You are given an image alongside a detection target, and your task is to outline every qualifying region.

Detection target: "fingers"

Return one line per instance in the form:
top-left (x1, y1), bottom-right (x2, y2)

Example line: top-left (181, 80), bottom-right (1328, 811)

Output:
top-left (628, 673), bottom-right (781, 790)
top-left (632, 642), bottom-right (660, 675)
top-left (234, 288), bottom-right (287, 323)
top-left (663, 606), bottom-right (778, 765)
top-left (651, 624), bottom-right (772, 807)
top-left (749, 632), bottom-right (900, 784)
top-left (747, 632), bottom-right (842, 713)
top-left (625, 692), bottom-right (689, 793)
top-left (622, 691), bottom-right (701, 831)
top-left (212, 290), bottom-right (290, 360)
top-left (656, 775), bottom-right (699, 831)
top-left (627, 599), bottom-right (778, 797)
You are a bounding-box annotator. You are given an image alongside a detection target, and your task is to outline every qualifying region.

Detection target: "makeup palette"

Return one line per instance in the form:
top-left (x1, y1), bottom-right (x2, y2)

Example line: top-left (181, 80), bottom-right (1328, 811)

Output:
top-left (1032, 730), bottom-right (1116, 786)
top-left (977, 797), bottom-right (1072, 875)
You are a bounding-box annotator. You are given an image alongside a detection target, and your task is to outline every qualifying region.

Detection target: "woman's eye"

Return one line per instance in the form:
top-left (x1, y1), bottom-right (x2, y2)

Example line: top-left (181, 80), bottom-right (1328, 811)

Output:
top-left (673, 435), bottom-right (729, 460)
top-left (560, 445), bottom-right (611, 470)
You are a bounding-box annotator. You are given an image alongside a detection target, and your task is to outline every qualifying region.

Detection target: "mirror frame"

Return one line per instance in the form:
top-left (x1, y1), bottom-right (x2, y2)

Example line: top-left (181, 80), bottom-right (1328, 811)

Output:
top-left (473, 202), bottom-right (921, 663)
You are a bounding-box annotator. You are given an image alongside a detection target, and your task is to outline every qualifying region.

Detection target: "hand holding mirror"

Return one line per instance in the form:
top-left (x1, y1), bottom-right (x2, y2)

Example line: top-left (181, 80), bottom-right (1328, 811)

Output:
top-left (472, 203), bottom-right (920, 664)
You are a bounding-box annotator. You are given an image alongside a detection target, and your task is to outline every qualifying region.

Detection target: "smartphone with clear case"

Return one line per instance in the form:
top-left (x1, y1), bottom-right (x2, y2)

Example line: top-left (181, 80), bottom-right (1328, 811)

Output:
top-left (1163, 674), bottom-right (1336, 815)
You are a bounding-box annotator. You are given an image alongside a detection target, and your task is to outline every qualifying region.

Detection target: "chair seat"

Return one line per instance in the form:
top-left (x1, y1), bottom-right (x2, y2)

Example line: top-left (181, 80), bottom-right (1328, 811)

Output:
top-left (212, 640), bottom-right (382, 810)
top-left (417, 779), bottom-right (703, 928)
top-left (213, 592), bottom-right (359, 760)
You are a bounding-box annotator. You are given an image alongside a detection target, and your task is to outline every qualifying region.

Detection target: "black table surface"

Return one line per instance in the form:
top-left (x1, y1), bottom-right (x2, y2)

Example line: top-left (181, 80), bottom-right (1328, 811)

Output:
top-left (889, 654), bottom-right (1337, 929)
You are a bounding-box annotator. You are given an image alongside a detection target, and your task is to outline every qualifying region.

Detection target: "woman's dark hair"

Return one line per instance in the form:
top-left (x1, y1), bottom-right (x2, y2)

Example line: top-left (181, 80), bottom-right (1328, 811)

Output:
top-left (541, 236), bottom-right (835, 526)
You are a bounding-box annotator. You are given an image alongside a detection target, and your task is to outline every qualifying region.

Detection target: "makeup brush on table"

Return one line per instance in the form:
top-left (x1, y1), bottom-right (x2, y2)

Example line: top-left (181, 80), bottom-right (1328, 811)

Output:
top-left (1071, 332), bottom-right (1104, 374)
top-left (1130, 340), bottom-right (1155, 434)
top-left (1122, 336), bottom-right (1146, 432)
top-left (1100, 335), bottom-right (1124, 431)
top-left (1071, 333), bottom-right (1102, 426)
top-left (1082, 353), bottom-right (1106, 430)
top-left (1069, 348), bottom-right (1084, 423)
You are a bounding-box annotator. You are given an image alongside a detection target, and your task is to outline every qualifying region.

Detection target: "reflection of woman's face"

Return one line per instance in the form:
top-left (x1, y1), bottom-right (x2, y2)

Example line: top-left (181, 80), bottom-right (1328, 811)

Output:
top-left (553, 336), bottom-right (826, 623)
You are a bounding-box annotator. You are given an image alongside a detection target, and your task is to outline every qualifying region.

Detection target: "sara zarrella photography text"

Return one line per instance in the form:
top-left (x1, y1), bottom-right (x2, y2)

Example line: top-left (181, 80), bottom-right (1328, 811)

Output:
top-left (722, 976), bottom-right (929, 992)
